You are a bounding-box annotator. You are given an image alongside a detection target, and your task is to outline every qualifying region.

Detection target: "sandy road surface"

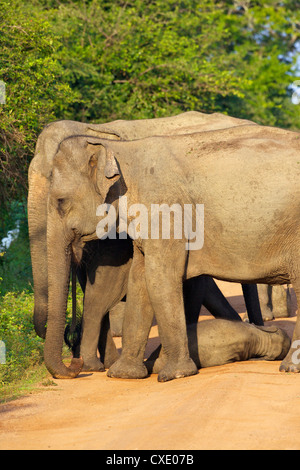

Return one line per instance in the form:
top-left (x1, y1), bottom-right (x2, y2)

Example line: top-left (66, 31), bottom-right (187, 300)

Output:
top-left (1, 281), bottom-right (299, 451)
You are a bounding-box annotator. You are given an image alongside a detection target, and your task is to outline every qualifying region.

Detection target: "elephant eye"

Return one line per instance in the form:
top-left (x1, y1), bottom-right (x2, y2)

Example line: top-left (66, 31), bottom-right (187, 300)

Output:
top-left (57, 198), bottom-right (66, 215)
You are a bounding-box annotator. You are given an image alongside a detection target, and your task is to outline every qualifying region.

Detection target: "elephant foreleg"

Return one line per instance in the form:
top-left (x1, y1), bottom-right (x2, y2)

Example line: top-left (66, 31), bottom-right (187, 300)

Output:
top-left (107, 246), bottom-right (154, 379)
top-left (144, 242), bottom-right (198, 382)
top-left (202, 276), bottom-right (242, 322)
top-left (242, 284), bottom-right (264, 326)
top-left (279, 278), bottom-right (300, 372)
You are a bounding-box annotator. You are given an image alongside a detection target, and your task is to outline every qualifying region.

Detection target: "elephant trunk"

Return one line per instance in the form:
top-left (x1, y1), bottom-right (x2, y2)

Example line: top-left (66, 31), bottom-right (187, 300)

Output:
top-left (27, 172), bottom-right (49, 338)
top-left (43, 212), bottom-right (83, 379)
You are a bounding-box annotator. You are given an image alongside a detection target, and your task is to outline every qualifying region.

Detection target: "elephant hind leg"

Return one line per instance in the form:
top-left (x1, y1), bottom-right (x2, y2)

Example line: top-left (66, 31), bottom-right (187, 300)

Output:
top-left (98, 313), bottom-right (120, 369)
top-left (279, 257), bottom-right (300, 372)
top-left (108, 247), bottom-right (153, 379)
top-left (271, 285), bottom-right (290, 318)
top-left (257, 284), bottom-right (273, 321)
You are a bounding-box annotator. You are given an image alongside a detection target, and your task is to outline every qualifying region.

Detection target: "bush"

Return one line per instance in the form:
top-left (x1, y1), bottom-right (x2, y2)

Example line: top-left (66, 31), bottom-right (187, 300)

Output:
top-left (0, 291), bottom-right (47, 401)
top-left (0, 281), bottom-right (82, 402)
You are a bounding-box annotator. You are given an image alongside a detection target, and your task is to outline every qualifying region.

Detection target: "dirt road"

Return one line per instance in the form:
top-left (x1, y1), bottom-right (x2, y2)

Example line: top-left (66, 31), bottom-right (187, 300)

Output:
top-left (1, 281), bottom-right (299, 450)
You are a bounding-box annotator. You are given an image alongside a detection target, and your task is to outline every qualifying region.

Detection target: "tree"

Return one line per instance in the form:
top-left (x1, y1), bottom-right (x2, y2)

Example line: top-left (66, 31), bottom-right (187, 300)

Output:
top-left (37, 0), bottom-right (300, 128)
top-left (0, 0), bottom-right (78, 205)
top-left (1, 0), bottom-right (300, 206)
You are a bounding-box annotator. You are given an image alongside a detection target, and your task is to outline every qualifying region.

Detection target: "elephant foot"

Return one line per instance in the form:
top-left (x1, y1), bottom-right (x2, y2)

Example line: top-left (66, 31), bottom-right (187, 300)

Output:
top-left (82, 357), bottom-right (105, 372)
top-left (279, 362), bottom-right (300, 373)
top-left (145, 355), bottom-right (166, 375)
top-left (102, 348), bottom-right (120, 369)
top-left (243, 311), bottom-right (274, 322)
top-left (103, 353), bottom-right (120, 370)
top-left (107, 357), bottom-right (148, 379)
top-left (279, 350), bottom-right (300, 373)
top-left (272, 310), bottom-right (289, 319)
top-left (157, 358), bottom-right (198, 383)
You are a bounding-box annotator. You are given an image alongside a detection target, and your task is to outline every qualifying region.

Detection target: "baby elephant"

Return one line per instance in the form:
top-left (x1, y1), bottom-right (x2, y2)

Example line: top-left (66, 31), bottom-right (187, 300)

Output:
top-left (146, 319), bottom-right (291, 374)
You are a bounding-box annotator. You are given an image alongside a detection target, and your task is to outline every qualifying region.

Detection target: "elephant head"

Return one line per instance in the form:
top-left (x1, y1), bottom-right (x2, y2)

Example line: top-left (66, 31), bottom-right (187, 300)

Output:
top-left (28, 121), bottom-right (122, 341)
top-left (44, 135), bottom-right (124, 378)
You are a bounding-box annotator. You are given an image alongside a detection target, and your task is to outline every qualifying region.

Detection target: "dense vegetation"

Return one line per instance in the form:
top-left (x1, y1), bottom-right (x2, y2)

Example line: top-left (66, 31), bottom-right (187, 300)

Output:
top-left (0, 0), bottom-right (300, 401)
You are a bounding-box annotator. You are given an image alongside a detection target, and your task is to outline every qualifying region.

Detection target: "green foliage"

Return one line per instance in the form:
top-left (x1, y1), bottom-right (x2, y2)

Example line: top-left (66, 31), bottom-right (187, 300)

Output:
top-left (0, 291), bottom-right (46, 400)
top-left (35, 0), bottom-right (246, 122)
top-left (1, 0), bottom-right (300, 204)
top-left (0, 0), bottom-right (79, 203)
top-left (30, 0), bottom-right (300, 128)
top-left (0, 287), bottom-right (81, 402)
top-left (0, 200), bottom-right (33, 295)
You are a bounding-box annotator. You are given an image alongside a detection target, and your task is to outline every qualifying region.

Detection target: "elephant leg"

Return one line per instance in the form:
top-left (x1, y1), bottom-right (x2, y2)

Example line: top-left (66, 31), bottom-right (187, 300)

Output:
top-left (257, 284), bottom-right (273, 321)
top-left (272, 285), bottom-right (289, 318)
top-left (280, 276), bottom-right (300, 372)
top-left (80, 286), bottom-right (107, 372)
top-left (242, 284), bottom-right (264, 326)
top-left (98, 313), bottom-right (120, 369)
top-left (107, 247), bottom-right (154, 379)
top-left (146, 276), bottom-right (204, 376)
top-left (183, 277), bottom-right (206, 325)
top-left (144, 243), bottom-right (197, 382)
top-left (202, 276), bottom-right (242, 322)
top-left (109, 301), bottom-right (126, 337)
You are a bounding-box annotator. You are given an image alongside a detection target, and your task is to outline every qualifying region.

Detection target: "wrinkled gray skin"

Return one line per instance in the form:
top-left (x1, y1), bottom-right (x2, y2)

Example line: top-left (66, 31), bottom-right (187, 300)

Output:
top-left (72, 124), bottom-right (299, 382)
top-left (146, 320), bottom-right (291, 373)
top-left (28, 112), bottom-right (263, 377)
top-left (256, 284), bottom-right (292, 321)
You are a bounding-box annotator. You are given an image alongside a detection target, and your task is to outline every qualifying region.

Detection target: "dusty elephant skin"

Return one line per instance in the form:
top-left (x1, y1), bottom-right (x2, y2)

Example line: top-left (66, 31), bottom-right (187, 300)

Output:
top-left (28, 111), bottom-right (263, 378)
top-left (257, 284), bottom-right (292, 321)
top-left (75, 237), bottom-right (245, 372)
top-left (85, 124), bottom-right (300, 382)
top-left (146, 319), bottom-right (291, 373)
top-left (80, 253), bottom-right (244, 372)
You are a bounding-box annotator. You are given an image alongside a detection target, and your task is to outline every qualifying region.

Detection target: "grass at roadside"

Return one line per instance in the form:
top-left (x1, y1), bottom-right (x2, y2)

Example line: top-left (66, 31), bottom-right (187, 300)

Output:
top-left (0, 291), bottom-right (48, 402)
top-left (0, 290), bottom-right (78, 403)
top-left (0, 207), bottom-right (84, 403)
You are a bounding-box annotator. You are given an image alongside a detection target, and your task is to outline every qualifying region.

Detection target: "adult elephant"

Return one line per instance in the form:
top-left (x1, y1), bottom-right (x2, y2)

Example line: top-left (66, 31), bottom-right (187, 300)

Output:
top-left (45, 123), bottom-right (300, 382)
top-left (28, 112), bottom-right (263, 377)
top-left (28, 113), bottom-right (261, 333)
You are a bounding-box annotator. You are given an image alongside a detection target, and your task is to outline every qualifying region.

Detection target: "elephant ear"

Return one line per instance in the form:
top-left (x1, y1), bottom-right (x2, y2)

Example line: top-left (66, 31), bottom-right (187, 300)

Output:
top-left (87, 138), bottom-right (121, 202)
top-left (87, 125), bottom-right (122, 140)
